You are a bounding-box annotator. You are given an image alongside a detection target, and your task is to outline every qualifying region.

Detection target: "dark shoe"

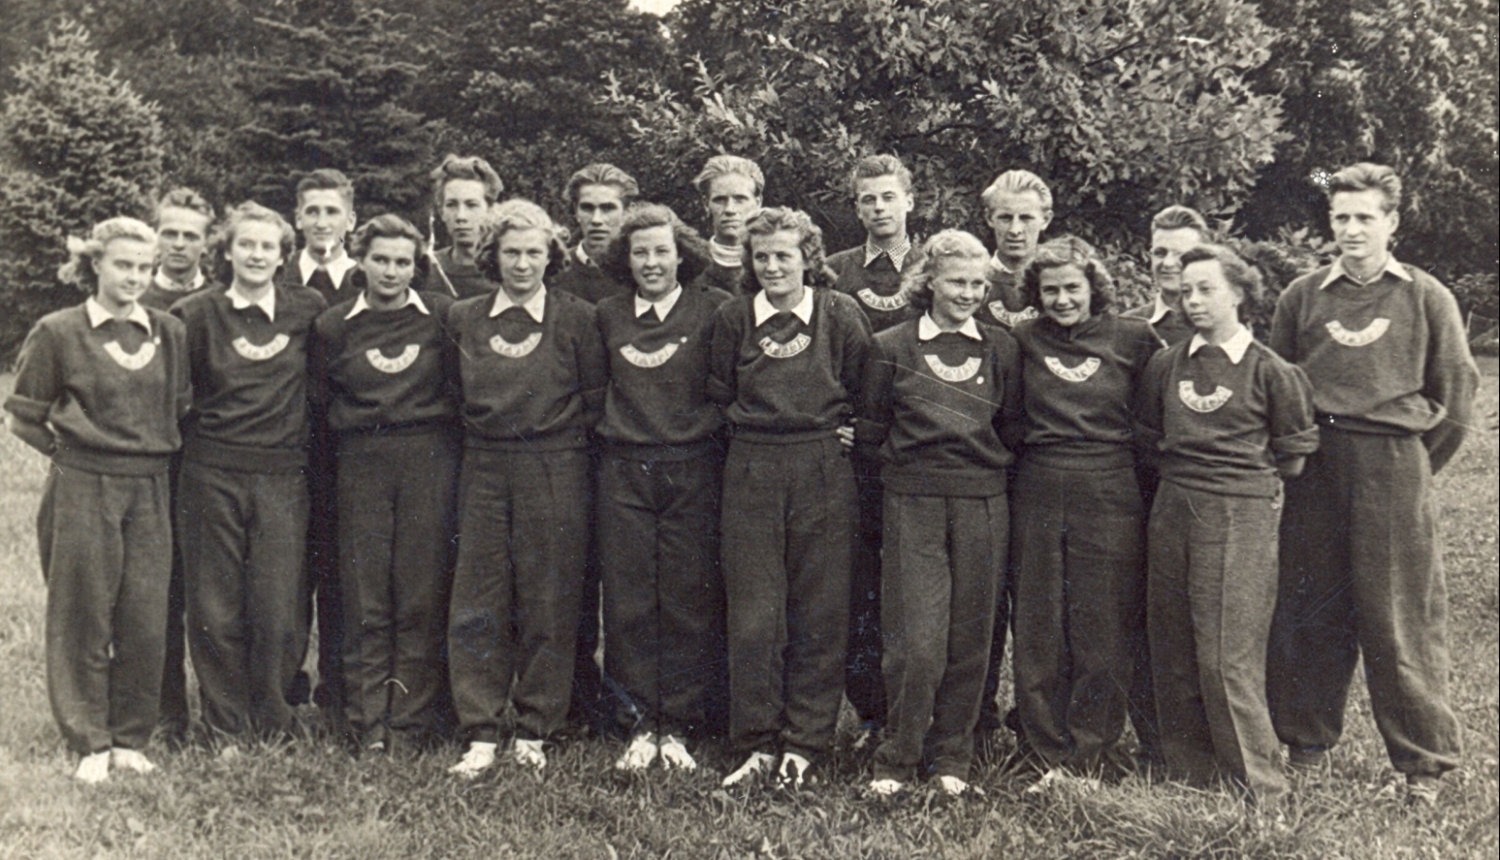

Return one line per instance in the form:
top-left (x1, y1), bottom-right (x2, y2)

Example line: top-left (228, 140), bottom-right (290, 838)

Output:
top-left (1286, 746), bottom-right (1329, 772)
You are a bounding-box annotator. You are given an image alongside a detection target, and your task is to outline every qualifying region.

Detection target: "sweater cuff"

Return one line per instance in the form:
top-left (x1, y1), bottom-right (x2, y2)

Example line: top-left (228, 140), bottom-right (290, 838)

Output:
top-left (1271, 425), bottom-right (1320, 458)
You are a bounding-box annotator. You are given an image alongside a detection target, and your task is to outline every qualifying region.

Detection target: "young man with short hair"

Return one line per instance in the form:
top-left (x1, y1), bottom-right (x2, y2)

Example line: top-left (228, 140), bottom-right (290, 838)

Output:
top-left (425, 154), bottom-right (505, 299)
top-left (690, 155), bottom-right (764, 296)
top-left (1123, 205), bottom-right (1208, 347)
top-left (1267, 162), bottom-right (1477, 807)
top-left (552, 163), bottom-right (639, 305)
top-left (975, 170), bottom-right (1052, 330)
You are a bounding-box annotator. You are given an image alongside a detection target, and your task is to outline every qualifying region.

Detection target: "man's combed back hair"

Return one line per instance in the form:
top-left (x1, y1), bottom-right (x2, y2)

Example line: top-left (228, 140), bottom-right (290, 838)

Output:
top-left (849, 154), bottom-right (913, 197)
top-left (155, 188), bottom-right (215, 225)
top-left (296, 168), bottom-right (355, 207)
top-left (1151, 205), bottom-right (1209, 235)
top-left (58, 217), bottom-right (158, 294)
top-left (693, 155), bottom-right (765, 197)
top-left (1021, 235), bottom-right (1116, 314)
top-left (1179, 243), bottom-right (1265, 308)
top-left (981, 169), bottom-right (1052, 215)
top-left (430, 154), bottom-right (505, 205)
top-left (901, 230), bottom-right (988, 313)
top-left (1327, 162), bottom-right (1402, 213)
top-left (565, 163), bottom-right (640, 208)
top-left (741, 207), bottom-right (832, 288)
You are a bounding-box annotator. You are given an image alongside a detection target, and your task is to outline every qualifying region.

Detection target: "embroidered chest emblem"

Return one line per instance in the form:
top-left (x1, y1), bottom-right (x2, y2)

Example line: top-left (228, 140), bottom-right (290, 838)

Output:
top-left (1178, 380), bottom-right (1234, 413)
top-left (857, 288), bottom-right (908, 312)
top-left (489, 332), bottom-right (541, 358)
top-left (1044, 356), bottom-right (1101, 383)
top-left (1325, 318), bottom-right (1390, 347)
top-left (232, 334), bottom-right (290, 361)
top-left (621, 341), bottom-right (681, 368)
top-left (366, 344), bottom-right (420, 374)
top-left (924, 354), bottom-right (982, 382)
top-left (102, 339), bottom-right (157, 371)
top-left (988, 303), bottom-right (1038, 328)
top-left (759, 333), bottom-right (811, 359)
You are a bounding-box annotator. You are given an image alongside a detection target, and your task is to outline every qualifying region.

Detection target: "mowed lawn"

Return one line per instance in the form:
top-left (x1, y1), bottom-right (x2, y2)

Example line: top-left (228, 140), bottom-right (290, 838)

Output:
top-left (0, 370), bottom-right (1495, 860)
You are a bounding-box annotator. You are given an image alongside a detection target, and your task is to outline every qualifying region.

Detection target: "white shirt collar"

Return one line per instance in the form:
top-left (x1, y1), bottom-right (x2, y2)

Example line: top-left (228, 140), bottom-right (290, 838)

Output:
top-left (345, 289), bottom-right (430, 320)
top-left (753, 287), bottom-right (814, 327)
top-left (489, 285), bottom-right (548, 323)
top-left (85, 297), bottom-right (152, 333)
top-left (1188, 324), bottom-right (1255, 365)
top-left (864, 236), bottom-right (913, 272)
top-left (709, 239), bottom-right (743, 269)
top-left (154, 268), bottom-right (205, 292)
top-left (918, 312), bottom-right (982, 341)
top-left (574, 244), bottom-right (596, 267)
top-left (634, 285), bottom-right (682, 320)
top-left (1149, 295), bottom-right (1172, 324)
top-left (1319, 255), bottom-right (1411, 289)
top-left (989, 252), bottom-right (1019, 274)
top-left (297, 247), bottom-right (358, 288)
top-left (227, 283), bottom-right (277, 321)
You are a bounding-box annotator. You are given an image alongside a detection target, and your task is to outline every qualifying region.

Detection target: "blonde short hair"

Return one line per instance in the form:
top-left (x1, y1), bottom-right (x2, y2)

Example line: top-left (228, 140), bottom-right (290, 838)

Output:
top-left (58, 217), bottom-right (158, 294)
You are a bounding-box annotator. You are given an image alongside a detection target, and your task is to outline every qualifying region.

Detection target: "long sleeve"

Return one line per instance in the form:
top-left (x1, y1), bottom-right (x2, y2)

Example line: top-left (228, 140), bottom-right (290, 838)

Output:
top-left (1266, 360), bottom-right (1320, 460)
top-left (834, 294), bottom-right (875, 419)
top-left (1132, 349), bottom-right (1170, 465)
top-left (706, 303), bottom-right (743, 408)
top-left (993, 330), bottom-right (1026, 454)
top-left (856, 337), bottom-right (896, 450)
top-left (574, 303), bottom-right (609, 432)
top-left (1420, 284), bottom-right (1480, 472)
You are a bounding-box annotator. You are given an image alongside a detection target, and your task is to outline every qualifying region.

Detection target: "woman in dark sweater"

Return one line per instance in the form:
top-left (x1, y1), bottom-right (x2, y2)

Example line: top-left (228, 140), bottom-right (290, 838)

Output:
top-left (709, 207), bottom-right (873, 790)
top-left (1007, 237), bottom-right (1163, 788)
top-left (857, 230), bottom-right (1024, 796)
top-left (594, 204), bottom-right (732, 772)
top-left (313, 214), bottom-right (460, 753)
top-left (446, 200), bottom-right (608, 777)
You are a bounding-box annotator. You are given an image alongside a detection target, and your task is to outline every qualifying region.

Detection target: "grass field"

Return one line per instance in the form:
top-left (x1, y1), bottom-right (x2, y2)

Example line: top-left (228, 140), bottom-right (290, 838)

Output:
top-left (0, 372), bottom-right (1495, 860)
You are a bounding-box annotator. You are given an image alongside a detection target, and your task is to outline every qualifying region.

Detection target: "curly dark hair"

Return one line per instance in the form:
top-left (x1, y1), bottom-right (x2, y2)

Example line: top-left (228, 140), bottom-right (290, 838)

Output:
top-left (600, 203), bottom-right (710, 290)
top-left (1020, 235), bottom-right (1116, 315)
top-left (1179, 243), bottom-right (1265, 320)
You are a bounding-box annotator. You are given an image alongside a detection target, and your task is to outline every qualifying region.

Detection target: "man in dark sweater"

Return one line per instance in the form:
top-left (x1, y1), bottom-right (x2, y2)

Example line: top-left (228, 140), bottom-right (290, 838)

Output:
top-left (1266, 163), bottom-right (1479, 807)
top-left (424, 154), bottom-right (504, 300)
top-left (974, 170), bottom-right (1050, 331)
top-left (552, 163), bottom-right (638, 305)
top-left (689, 155), bottom-right (764, 296)
top-left (1121, 205), bottom-right (1206, 347)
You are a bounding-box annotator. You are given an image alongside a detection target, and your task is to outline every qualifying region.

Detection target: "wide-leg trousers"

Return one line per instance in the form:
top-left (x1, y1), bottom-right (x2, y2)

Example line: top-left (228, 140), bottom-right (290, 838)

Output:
top-left (846, 453), bottom-right (887, 726)
top-left (722, 436), bottom-right (856, 759)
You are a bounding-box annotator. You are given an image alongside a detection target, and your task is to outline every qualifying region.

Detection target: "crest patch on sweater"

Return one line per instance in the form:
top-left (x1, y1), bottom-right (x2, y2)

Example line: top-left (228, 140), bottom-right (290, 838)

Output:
top-left (857, 288), bottom-right (908, 312)
top-left (621, 341), bottom-right (680, 368)
top-left (1325, 318), bottom-right (1390, 347)
top-left (924, 354), bottom-right (982, 382)
top-left (232, 334), bottom-right (290, 361)
top-left (759, 333), bottom-right (811, 359)
top-left (490, 331), bottom-right (541, 358)
top-left (366, 344), bottom-right (420, 374)
top-left (102, 339), bottom-right (156, 370)
top-left (1044, 355), bottom-right (1100, 383)
top-left (1178, 380), bottom-right (1234, 413)
top-left (988, 303), bottom-right (1038, 328)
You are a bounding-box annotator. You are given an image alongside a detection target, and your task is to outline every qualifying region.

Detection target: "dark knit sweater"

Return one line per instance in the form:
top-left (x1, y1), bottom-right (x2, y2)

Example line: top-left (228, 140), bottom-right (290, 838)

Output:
top-left (707, 289), bottom-right (873, 442)
top-left (277, 257), bottom-right (355, 307)
top-left (139, 279), bottom-right (206, 313)
top-left (691, 260), bottom-right (750, 297)
top-left (827, 246), bottom-right (921, 333)
top-left (858, 319), bottom-right (1024, 497)
top-left (974, 260), bottom-right (1039, 330)
top-left (1012, 313), bottom-right (1161, 469)
top-left (5, 303), bottom-right (191, 475)
top-left (171, 284), bottom-right (326, 472)
top-left (596, 287), bottom-right (733, 455)
top-left (1121, 301), bottom-right (1194, 347)
top-left (552, 249), bottom-right (630, 305)
top-left (446, 287), bottom-right (607, 450)
top-left (423, 247), bottom-right (495, 300)
top-left (1269, 262), bottom-right (1478, 471)
top-left (1135, 338), bottom-right (1319, 498)
top-left (313, 292), bottom-right (459, 435)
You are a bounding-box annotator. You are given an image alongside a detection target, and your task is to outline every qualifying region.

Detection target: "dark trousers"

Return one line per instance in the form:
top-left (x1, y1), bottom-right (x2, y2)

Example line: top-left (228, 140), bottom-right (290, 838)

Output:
top-left (846, 455), bottom-right (887, 725)
top-left (1268, 430), bottom-right (1461, 777)
top-left (722, 436), bottom-right (855, 759)
top-left (178, 462), bottom-right (309, 738)
top-left (159, 451), bottom-right (189, 734)
top-left (978, 550), bottom-right (1014, 735)
top-left (874, 492), bottom-right (1006, 782)
top-left (302, 423), bottom-right (344, 710)
top-left (569, 451), bottom-right (605, 732)
top-left (1148, 480), bottom-right (1286, 800)
top-left (38, 466), bottom-right (172, 755)
top-left (1011, 460), bottom-right (1145, 771)
top-left (338, 430), bottom-right (459, 742)
top-left (599, 451), bottom-right (722, 738)
top-left (448, 447), bottom-right (589, 744)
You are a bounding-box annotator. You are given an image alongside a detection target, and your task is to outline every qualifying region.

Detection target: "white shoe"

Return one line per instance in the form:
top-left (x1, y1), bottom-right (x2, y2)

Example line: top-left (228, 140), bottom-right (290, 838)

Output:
top-left (937, 775), bottom-right (984, 796)
top-left (777, 752), bottom-right (812, 790)
top-left (868, 778), bottom-right (904, 796)
top-left (513, 737), bottom-right (547, 771)
top-left (74, 751), bottom-right (110, 784)
top-left (658, 735), bottom-right (697, 771)
top-left (449, 741), bottom-right (498, 778)
top-left (216, 744), bottom-right (242, 763)
top-left (722, 751), bottom-right (775, 788)
top-left (1024, 768), bottom-right (1099, 795)
top-left (110, 748), bottom-right (156, 774)
top-left (615, 732), bottom-right (658, 771)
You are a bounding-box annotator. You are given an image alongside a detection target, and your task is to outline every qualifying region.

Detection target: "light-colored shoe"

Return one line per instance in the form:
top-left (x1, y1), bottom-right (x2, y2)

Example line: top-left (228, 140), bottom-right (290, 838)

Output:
top-left (216, 744), bottom-right (242, 763)
top-left (615, 732), bottom-right (658, 771)
top-left (449, 741), bottom-right (498, 778)
top-left (722, 751), bottom-right (775, 788)
top-left (658, 735), bottom-right (697, 771)
top-left (777, 752), bottom-right (811, 790)
top-left (937, 775), bottom-right (985, 796)
top-left (1024, 768), bottom-right (1099, 795)
top-left (513, 737), bottom-right (547, 771)
top-left (74, 751), bottom-right (110, 784)
top-left (867, 778), bottom-right (904, 797)
top-left (110, 748), bottom-right (156, 774)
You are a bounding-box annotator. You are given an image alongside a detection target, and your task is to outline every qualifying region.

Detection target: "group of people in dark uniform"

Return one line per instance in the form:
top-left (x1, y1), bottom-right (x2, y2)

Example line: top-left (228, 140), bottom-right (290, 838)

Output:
top-left (7, 151), bottom-right (1475, 809)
